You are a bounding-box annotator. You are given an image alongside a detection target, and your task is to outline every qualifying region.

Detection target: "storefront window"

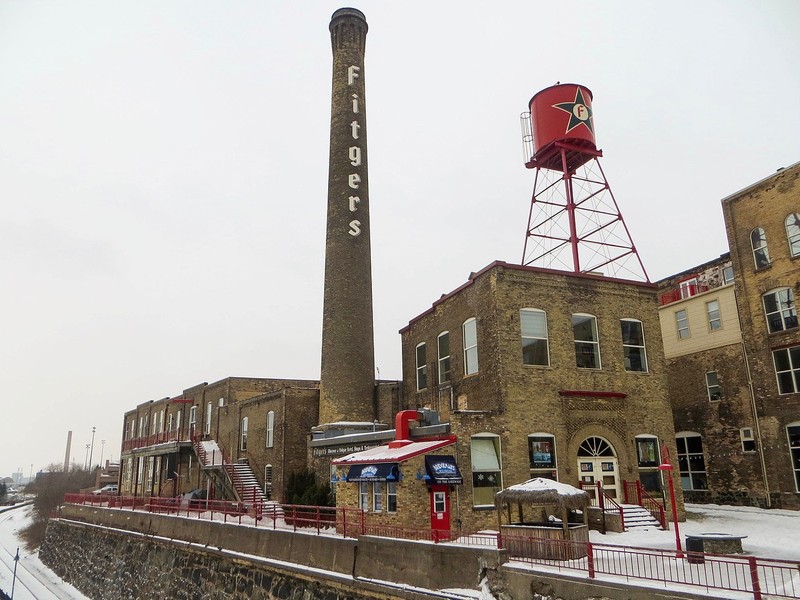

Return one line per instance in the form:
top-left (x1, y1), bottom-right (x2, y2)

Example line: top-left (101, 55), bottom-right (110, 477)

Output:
top-left (471, 435), bottom-right (502, 506)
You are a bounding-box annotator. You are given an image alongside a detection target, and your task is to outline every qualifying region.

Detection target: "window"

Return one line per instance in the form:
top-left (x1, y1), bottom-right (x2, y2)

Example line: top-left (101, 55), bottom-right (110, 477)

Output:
top-left (437, 332), bottom-right (451, 384)
top-left (204, 402), bottom-right (212, 435)
top-left (151, 413), bottom-right (158, 435)
top-left (372, 482), bottom-right (384, 512)
top-left (386, 481), bottom-right (398, 512)
top-left (621, 319), bottom-right (647, 372)
top-left (264, 464), bottom-right (273, 499)
top-left (787, 423), bottom-right (800, 491)
top-left (751, 227), bottom-right (770, 269)
top-left (706, 371), bottom-right (721, 400)
top-left (359, 482), bottom-right (370, 511)
top-left (573, 314), bottom-right (601, 369)
top-left (740, 428), bottom-right (756, 453)
top-left (706, 300), bottom-right (721, 331)
top-left (636, 436), bottom-right (659, 468)
top-left (167, 413), bottom-right (173, 432)
top-left (218, 397), bottom-right (224, 407)
top-left (471, 435), bottom-right (502, 506)
top-left (763, 288), bottom-right (797, 333)
top-left (240, 417), bottom-right (248, 451)
top-left (266, 411), bottom-right (275, 448)
top-left (636, 435), bottom-right (661, 491)
top-left (176, 410), bottom-right (182, 434)
top-left (415, 343), bottom-right (427, 390)
top-left (773, 346), bottom-right (800, 394)
top-left (675, 309), bottom-right (690, 339)
top-left (528, 434), bottom-right (556, 470)
top-left (520, 309), bottom-right (549, 366)
top-left (723, 265), bottom-right (734, 285)
top-left (786, 214), bottom-right (800, 257)
top-left (676, 433), bottom-right (707, 491)
top-left (679, 277), bottom-right (699, 299)
top-left (463, 318), bottom-right (479, 375)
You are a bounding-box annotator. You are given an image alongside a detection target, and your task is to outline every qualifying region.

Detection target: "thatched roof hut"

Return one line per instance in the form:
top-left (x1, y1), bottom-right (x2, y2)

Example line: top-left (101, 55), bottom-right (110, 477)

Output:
top-left (495, 478), bottom-right (590, 533)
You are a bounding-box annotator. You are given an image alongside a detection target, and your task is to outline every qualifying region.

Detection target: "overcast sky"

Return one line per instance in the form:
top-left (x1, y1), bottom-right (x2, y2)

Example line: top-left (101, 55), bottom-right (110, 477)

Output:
top-left (1, 1), bottom-right (798, 479)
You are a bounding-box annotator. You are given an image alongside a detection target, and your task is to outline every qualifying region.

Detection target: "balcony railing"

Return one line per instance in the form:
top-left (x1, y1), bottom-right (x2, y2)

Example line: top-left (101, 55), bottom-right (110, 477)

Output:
top-left (121, 428), bottom-right (190, 452)
top-left (659, 283), bottom-right (709, 306)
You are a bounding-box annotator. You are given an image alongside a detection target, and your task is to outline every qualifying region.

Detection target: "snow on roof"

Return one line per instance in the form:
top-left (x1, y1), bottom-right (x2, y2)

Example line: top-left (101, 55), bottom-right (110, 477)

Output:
top-left (506, 477), bottom-right (587, 496)
top-left (332, 438), bottom-right (455, 464)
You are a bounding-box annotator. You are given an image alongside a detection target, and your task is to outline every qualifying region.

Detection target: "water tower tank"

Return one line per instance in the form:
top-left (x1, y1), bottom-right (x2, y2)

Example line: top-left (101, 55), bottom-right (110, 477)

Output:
top-left (528, 83), bottom-right (597, 171)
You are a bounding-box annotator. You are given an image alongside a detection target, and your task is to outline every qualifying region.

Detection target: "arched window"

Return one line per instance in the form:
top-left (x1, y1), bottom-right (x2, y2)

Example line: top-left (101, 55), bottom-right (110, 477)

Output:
top-left (751, 227), bottom-right (770, 269)
top-left (573, 313), bottom-right (601, 369)
top-left (763, 288), bottom-right (798, 333)
top-left (520, 309), bottom-right (549, 366)
top-left (675, 432), bottom-right (707, 491)
top-left (437, 331), bottom-right (451, 384)
top-left (463, 318), bottom-right (479, 375)
top-left (240, 417), bottom-right (248, 451)
top-left (786, 214), bottom-right (800, 257)
top-left (415, 342), bottom-right (427, 390)
top-left (266, 411), bottom-right (275, 448)
top-left (204, 402), bottom-right (212, 435)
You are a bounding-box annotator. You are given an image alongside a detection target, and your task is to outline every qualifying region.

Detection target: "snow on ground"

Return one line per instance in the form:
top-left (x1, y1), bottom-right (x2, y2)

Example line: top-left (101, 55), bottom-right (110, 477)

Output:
top-left (0, 505), bottom-right (90, 600)
top-left (592, 503), bottom-right (800, 562)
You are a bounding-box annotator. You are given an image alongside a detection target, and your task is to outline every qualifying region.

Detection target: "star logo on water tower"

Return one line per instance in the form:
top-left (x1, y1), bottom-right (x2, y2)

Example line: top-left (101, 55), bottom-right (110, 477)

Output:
top-left (552, 88), bottom-right (594, 134)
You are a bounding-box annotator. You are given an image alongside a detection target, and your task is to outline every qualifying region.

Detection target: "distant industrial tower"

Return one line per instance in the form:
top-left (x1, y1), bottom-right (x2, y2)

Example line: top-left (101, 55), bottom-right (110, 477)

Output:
top-left (520, 84), bottom-right (649, 282)
top-left (320, 8), bottom-right (376, 424)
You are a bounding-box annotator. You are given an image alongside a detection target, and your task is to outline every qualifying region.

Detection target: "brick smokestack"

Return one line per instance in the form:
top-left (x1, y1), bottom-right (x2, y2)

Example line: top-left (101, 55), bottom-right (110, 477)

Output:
top-left (319, 8), bottom-right (375, 424)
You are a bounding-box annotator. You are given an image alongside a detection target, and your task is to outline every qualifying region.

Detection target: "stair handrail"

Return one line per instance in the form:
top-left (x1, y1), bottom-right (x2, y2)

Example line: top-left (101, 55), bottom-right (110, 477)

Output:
top-left (595, 482), bottom-right (625, 531)
top-left (624, 480), bottom-right (666, 528)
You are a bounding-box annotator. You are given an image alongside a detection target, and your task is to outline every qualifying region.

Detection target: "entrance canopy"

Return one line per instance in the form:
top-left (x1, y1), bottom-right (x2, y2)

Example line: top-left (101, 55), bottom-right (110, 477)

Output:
top-left (424, 455), bottom-right (463, 485)
top-left (345, 463), bottom-right (399, 482)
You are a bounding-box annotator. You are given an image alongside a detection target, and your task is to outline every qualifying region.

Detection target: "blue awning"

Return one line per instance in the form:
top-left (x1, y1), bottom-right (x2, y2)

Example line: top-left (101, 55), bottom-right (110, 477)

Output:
top-left (424, 455), bottom-right (463, 485)
top-left (345, 463), bottom-right (399, 482)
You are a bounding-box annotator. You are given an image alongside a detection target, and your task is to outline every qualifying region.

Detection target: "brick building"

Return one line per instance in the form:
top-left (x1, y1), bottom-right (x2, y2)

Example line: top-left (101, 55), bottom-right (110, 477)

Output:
top-left (657, 160), bottom-right (800, 509)
top-left (397, 261), bottom-right (683, 532)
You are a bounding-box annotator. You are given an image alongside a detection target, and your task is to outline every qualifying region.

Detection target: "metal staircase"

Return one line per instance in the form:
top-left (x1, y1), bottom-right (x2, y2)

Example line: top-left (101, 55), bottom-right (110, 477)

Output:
top-left (191, 436), bottom-right (264, 503)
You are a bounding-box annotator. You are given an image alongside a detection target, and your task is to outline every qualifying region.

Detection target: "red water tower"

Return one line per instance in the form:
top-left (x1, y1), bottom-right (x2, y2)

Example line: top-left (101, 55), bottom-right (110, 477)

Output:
top-left (520, 83), bottom-right (648, 282)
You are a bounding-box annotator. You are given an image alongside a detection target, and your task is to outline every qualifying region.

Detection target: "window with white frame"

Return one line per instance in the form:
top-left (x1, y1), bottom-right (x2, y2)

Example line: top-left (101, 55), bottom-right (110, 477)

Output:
top-left (706, 371), bottom-right (722, 400)
top-left (676, 432), bottom-right (707, 490)
top-left (787, 423), bottom-right (800, 491)
top-left (763, 288), bottom-right (798, 333)
top-left (471, 435), bottom-right (502, 506)
top-left (751, 227), bottom-right (771, 269)
top-left (621, 319), bottom-right (647, 372)
top-left (266, 411), bottom-right (275, 448)
top-left (675, 309), bottom-right (690, 339)
top-left (706, 300), bottom-right (722, 331)
top-left (520, 309), bottom-right (549, 366)
top-left (176, 409), bottom-right (182, 434)
top-left (679, 277), bottom-right (699, 299)
top-left (167, 413), bottom-right (173, 432)
top-left (359, 482), bottom-right (370, 511)
top-left (573, 314), bottom-right (601, 369)
top-left (265, 464), bottom-right (273, 499)
top-left (773, 346), bottom-right (800, 394)
top-left (463, 318), bottom-right (479, 375)
top-left (151, 412), bottom-right (158, 435)
top-left (528, 434), bottom-right (556, 471)
top-left (740, 428), bottom-right (756, 453)
top-left (387, 481), bottom-right (398, 512)
top-left (240, 417), bottom-right (248, 451)
top-left (372, 482), bottom-right (384, 512)
top-left (786, 214), bottom-right (800, 257)
top-left (437, 332), bottom-right (451, 384)
top-left (205, 402), bottom-right (212, 435)
top-left (723, 265), bottom-right (734, 285)
top-left (415, 342), bottom-right (428, 390)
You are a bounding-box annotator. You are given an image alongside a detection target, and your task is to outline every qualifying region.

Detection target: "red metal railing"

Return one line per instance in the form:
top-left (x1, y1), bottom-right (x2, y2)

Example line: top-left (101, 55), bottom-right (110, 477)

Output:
top-left (578, 481), bottom-right (626, 531)
top-left (659, 283), bottom-right (710, 306)
top-left (121, 429), bottom-right (187, 452)
top-left (60, 494), bottom-right (799, 600)
top-left (623, 480), bottom-right (666, 528)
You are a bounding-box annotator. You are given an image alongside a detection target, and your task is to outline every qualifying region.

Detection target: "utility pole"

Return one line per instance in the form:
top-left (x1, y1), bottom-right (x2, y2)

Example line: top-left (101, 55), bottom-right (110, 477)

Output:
top-left (89, 426), bottom-right (96, 469)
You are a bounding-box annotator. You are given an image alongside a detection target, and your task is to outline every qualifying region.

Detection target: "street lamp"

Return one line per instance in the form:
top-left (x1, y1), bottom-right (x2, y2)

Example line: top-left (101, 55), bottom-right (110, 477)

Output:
top-left (659, 445), bottom-right (683, 558)
top-left (100, 440), bottom-right (106, 468)
top-left (89, 426), bottom-right (96, 470)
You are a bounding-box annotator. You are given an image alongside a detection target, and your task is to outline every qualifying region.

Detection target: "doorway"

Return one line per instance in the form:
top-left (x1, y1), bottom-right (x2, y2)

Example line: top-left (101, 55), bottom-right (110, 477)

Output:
top-left (577, 436), bottom-right (620, 499)
top-left (429, 484), bottom-right (450, 541)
